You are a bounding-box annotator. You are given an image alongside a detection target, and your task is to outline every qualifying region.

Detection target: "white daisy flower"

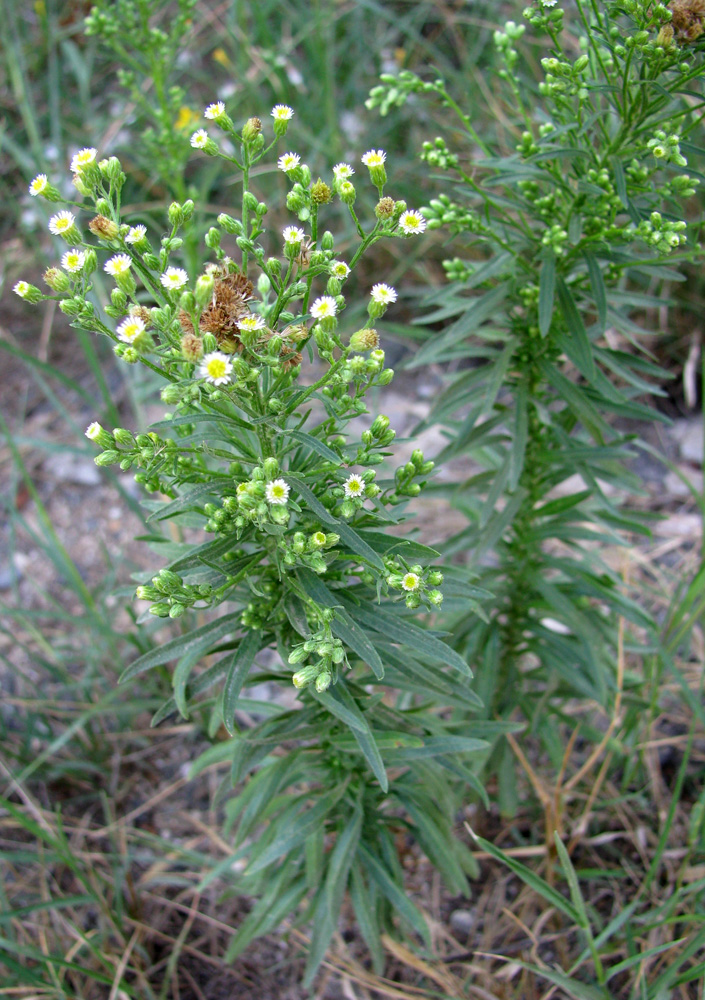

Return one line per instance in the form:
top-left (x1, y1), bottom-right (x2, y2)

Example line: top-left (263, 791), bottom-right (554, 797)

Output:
top-left (204, 101), bottom-right (226, 120)
top-left (343, 473), bottom-right (365, 499)
top-left (401, 572), bottom-right (420, 592)
top-left (398, 210), bottom-right (427, 236)
top-left (265, 479), bottom-right (290, 504)
top-left (310, 296), bottom-right (338, 319)
top-left (283, 225), bottom-right (305, 245)
top-left (116, 316), bottom-right (146, 343)
top-left (13, 281), bottom-right (32, 299)
top-left (199, 351), bottom-right (233, 386)
top-left (190, 129), bottom-right (210, 148)
top-left (160, 266), bottom-right (188, 290)
top-left (333, 162), bottom-right (354, 180)
top-left (85, 421), bottom-right (102, 442)
top-left (277, 151), bottom-right (301, 172)
top-left (125, 225), bottom-right (147, 245)
top-left (271, 105), bottom-right (294, 121)
top-left (237, 315), bottom-right (266, 332)
top-left (361, 149), bottom-right (386, 167)
top-left (70, 147), bottom-right (97, 172)
top-left (104, 254), bottom-right (132, 277)
top-left (48, 210), bottom-right (76, 236)
top-left (370, 283), bottom-right (397, 305)
top-left (29, 174), bottom-right (48, 196)
top-left (330, 260), bottom-right (350, 279)
top-left (61, 249), bottom-right (85, 273)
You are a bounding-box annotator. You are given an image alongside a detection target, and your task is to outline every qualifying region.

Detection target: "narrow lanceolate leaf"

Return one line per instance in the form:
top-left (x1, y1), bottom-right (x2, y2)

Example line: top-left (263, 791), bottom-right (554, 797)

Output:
top-left (359, 845), bottom-right (431, 946)
top-left (538, 254), bottom-right (556, 336)
top-left (584, 253), bottom-right (607, 331)
top-left (246, 786), bottom-right (346, 875)
top-left (287, 476), bottom-right (384, 571)
top-left (284, 429), bottom-right (342, 464)
top-left (315, 683), bottom-right (388, 790)
top-left (120, 613), bottom-right (240, 683)
top-left (221, 630), bottom-right (263, 735)
top-left (556, 277), bottom-right (596, 381)
top-left (339, 597), bottom-right (472, 677)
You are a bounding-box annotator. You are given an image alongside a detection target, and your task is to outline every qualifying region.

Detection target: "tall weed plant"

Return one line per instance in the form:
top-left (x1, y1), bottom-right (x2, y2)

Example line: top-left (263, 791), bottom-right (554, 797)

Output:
top-left (370, 0), bottom-right (705, 811)
top-left (13, 92), bottom-right (513, 981)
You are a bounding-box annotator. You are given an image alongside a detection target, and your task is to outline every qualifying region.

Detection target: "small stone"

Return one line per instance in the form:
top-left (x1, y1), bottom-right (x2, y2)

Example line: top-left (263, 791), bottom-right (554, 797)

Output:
top-left (449, 909), bottom-right (475, 935)
top-left (673, 418), bottom-right (704, 465)
top-left (44, 452), bottom-right (101, 485)
top-left (664, 467), bottom-right (703, 499)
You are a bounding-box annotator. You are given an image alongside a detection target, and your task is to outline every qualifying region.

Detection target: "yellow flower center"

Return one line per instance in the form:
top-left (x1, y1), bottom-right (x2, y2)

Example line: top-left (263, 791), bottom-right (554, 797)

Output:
top-left (207, 359), bottom-right (227, 379)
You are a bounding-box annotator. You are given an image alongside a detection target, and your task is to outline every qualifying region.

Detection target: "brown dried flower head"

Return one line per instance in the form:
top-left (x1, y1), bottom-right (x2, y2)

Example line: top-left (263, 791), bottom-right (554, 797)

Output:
top-left (89, 215), bottom-right (119, 240)
top-left (181, 332), bottom-right (204, 361)
top-left (130, 305), bottom-right (152, 326)
top-left (375, 197), bottom-right (395, 220)
top-left (349, 328), bottom-right (380, 351)
top-left (669, 0), bottom-right (705, 42)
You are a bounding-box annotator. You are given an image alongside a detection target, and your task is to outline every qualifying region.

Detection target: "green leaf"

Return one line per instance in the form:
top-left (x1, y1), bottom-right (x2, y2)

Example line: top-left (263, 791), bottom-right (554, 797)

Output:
top-left (120, 613), bottom-right (240, 683)
top-left (410, 281), bottom-right (512, 367)
top-left (326, 806), bottom-right (363, 920)
top-left (172, 647), bottom-right (204, 720)
top-left (384, 735), bottom-right (488, 761)
top-left (221, 630), bottom-right (263, 735)
top-left (246, 785), bottom-right (346, 874)
top-left (509, 380), bottom-right (529, 492)
top-left (538, 255), bottom-right (556, 336)
top-left (350, 868), bottom-right (385, 974)
top-left (584, 254), bottom-right (607, 331)
top-left (284, 428), bottom-right (343, 464)
top-left (287, 476), bottom-right (384, 571)
top-left (358, 530), bottom-right (440, 562)
top-left (556, 277), bottom-right (596, 381)
top-left (225, 873), bottom-right (308, 961)
top-left (359, 844), bottom-right (431, 946)
top-left (148, 481), bottom-right (228, 522)
top-left (340, 597), bottom-right (472, 677)
top-left (316, 683), bottom-right (388, 790)
top-left (151, 657), bottom-right (230, 726)
top-left (469, 831), bottom-right (580, 923)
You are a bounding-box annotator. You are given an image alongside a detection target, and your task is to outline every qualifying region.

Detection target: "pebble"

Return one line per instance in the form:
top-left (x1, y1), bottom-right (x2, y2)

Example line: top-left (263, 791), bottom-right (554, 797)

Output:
top-left (44, 452), bottom-right (101, 486)
top-left (449, 909), bottom-right (476, 935)
top-left (673, 418), bottom-right (704, 465)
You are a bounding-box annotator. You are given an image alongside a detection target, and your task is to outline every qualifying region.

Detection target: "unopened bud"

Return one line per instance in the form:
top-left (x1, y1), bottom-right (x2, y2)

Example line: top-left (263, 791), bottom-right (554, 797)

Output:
top-left (89, 215), bottom-right (118, 241)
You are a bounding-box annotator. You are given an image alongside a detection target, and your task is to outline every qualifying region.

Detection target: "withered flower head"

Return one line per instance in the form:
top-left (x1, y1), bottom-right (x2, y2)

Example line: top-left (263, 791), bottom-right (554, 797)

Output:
top-left (669, 0), bottom-right (705, 42)
top-left (89, 215), bottom-right (119, 240)
top-left (375, 196), bottom-right (395, 220)
top-left (130, 305), bottom-right (152, 326)
top-left (311, 180), bottom-right (332, 205)
top-left (181, 332), bottom-right (204, 361)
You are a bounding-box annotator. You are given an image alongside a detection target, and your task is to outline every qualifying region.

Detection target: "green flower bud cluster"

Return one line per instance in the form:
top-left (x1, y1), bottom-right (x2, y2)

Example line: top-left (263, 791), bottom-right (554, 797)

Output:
top-left (522, 3), bottom-right (564, 31)
top-left (422, 195), bottom-right (484, 235)
top-left (646, 130), bottom-right (688, 167)
top-left (387, 562), bottom-right (444, 610)
top-left (136, 568), bottom-right (215, 619)
top-left (421, 137), bottom-right (459, 171)
top-left (277, 530), bottom-right (339, 573)
top-left (541, 223), bottom-right (569, 254)
top-left (442, 258), bottom-right (474, 283)
top-left (636, 211), bottom-right (687, 254)
top-left (494, 21), bottom-right (526, 72)
top-left (288, 627), bottom-right (347, 691)
top-left (366, 69), bottom-right (437, 117)
top-left (355, 415), bottom-right (396, 466)
top-left (392, 449), bottom-right (435, 501)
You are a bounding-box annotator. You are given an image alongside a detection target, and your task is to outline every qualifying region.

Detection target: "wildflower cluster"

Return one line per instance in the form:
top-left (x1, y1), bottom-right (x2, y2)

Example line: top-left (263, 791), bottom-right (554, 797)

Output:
top-left (16, 100), bottom-right (462, 730)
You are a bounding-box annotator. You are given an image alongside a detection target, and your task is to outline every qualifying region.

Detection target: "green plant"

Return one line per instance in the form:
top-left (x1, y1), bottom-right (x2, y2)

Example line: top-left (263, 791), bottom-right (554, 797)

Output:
top-left (368, 0), bottom-right (705, 808)
top-left (12, 99), bottom-right (520, 983)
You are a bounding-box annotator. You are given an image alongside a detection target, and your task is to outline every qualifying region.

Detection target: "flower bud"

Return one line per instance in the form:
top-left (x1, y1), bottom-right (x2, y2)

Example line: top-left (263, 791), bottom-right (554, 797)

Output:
top-left (191, 274), bottom-right (213, 308)
top-left (339, 180), bottom-right (356, 205)
top-left (315, 672), bottom-right (332, 692)
top-left (371, 415), bottom-right (390, 437)
top-left (288, 646), bottom-right (309, 665)
top-left (292, 664), bottom-right (320, 689)
top-left (113, 427), bottom-right (135, 447)
top-left (43, 268), bottom-right (70, 292)
top-left (94, 449), bottom-right (121, 466)
top-left (321, 230), bottom-right (334, 250)
top-left (149, 603), bottom-right (171, 617)
top-left (202, 333), bottom-right (218, 353)
top-left (263, 457), bottom-right (279, 479)
top-left (168, 202), bottom-right (184, 227)
top-left (59, 297), bottom-right (83, 316)
top-left (242, 116), bottom-right (262, 142)
top-left (377, 368), bottom-right (394, 385)
top-left (217, 213), bottom-right (243, 235)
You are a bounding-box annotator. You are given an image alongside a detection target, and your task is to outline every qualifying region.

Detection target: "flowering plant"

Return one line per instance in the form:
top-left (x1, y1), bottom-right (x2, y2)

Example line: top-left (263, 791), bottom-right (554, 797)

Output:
top-left (368, 0), bottom-right (705, 810)
top-left (16, 105), bottom-right (505, 979)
